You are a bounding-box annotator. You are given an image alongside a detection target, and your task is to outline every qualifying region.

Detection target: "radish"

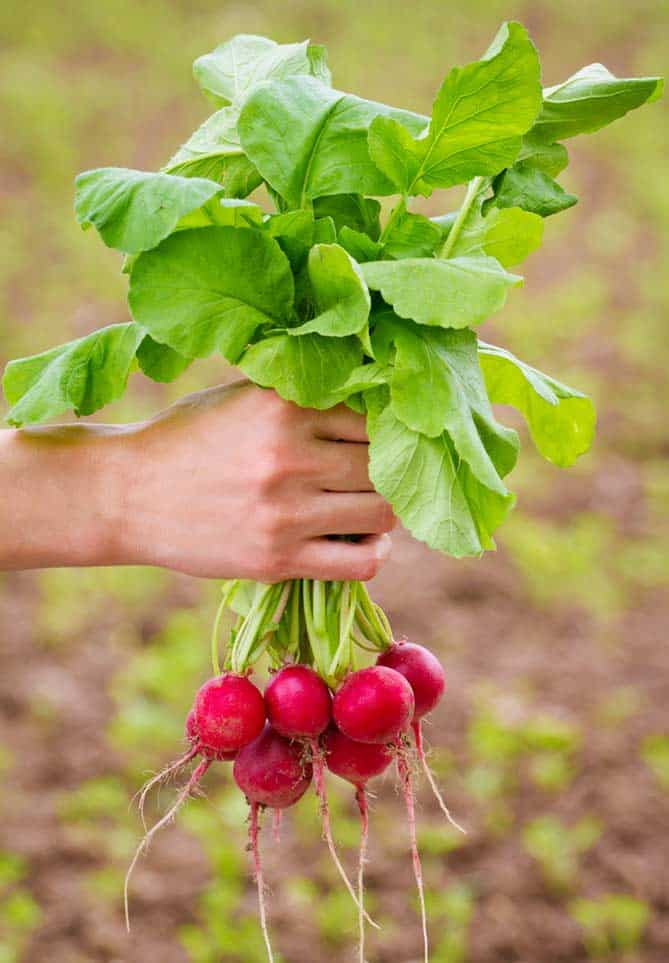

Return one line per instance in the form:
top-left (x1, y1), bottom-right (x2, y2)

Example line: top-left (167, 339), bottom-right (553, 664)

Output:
top-left (378, 642), bottom-right (465, 834)
top-left (186, 706), bottom-right (238, 761)
top-left (331, 663), bottom-right (427, 960)
top-left (195, 672), bottom-right (266, 755)
top-left (333, 666), bottom-right (415, 744)
top-left (233, 723), bottom-right (313, 808)
top-left (324, 725), bottom-right (393, 963)
top-left (324, 724), bottom-right (394, 786)
top-left (126, 673), bottom-right (265, 931)
top-left (265, 664), bottom-right (365, 923)
top-left (265, 664), bottom-right (332, 739)
top-left (377, 641), bottom-right (444, 719)
top-left (234, 724), bottom-right (313, 962)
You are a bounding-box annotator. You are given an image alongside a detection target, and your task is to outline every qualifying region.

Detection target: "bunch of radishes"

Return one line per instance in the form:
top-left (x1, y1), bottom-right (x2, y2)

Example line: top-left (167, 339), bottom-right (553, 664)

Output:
top-left (126, 640), bottom-right (460, 963)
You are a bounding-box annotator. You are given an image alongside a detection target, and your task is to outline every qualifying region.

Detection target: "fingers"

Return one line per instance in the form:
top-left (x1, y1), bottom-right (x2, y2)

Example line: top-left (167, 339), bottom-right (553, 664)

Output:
top-left (313, 440), bottom-right (374, 492)
top-left (305, 493), bottom-right (396, 536)
top-left (293, 533), bottom-right (392, 581)
top-left (314, 403), bottom-right (369, 443)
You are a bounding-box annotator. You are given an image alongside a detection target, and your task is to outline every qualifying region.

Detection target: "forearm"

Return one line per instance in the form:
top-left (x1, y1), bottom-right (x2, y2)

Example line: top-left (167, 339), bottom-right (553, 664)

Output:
top-left (0, 424), bottom-right (132, 570)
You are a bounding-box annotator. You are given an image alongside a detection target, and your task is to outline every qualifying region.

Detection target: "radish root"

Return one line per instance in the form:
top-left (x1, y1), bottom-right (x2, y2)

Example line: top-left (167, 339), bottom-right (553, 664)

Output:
top-left (272, 807), bottom-right (282, 844)
top-left (135, 746), bottom-right (199, 830)
top-left (355, 786), bottom-right (370, 963)
top-left (310, 739), bottom-right (379, 930)
top-left (413, 720), bottom-right (466, 835)
top-left (397, 748), bottom-right (429, 963)
top-left (250, 802), bottom-right (274, 963)
top-left (125, 758), bottom-right (210, 931)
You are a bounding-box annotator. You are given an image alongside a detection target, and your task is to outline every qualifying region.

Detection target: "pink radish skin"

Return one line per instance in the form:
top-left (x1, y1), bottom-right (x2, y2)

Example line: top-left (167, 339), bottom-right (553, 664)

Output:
top-left (235, 725), bottom-right (313, 961)
top-left (195, 673), bottom-right (266, 755)
top-left (333, 666), bottom-right (415, 744)
top-left (265, 665), bottom-right (332, 739)
top-left (324, 725), bottom-right (393, 785)
top-left (186, 707), bottom-right (237, 761)
top-left (377, 641), bottom-right (445, 719)
top-left (233, 724), bottom-right (312, 809)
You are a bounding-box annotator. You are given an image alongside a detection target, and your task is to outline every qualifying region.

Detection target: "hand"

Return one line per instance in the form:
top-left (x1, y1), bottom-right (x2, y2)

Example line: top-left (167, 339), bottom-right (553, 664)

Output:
top-left (123, 381), bottom-right (395, 581)
top-left (0, 381), bottom-right (395, 581)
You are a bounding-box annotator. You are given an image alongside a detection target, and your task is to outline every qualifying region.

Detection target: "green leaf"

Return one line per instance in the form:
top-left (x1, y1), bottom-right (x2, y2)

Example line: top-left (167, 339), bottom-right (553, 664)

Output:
top-left (238, 76), bottom-right (427, 207)
top-left (264, 209), bottom-right (316, 269)
top-left (488, 163), bottom-right (578, 217)
top-left (74, 168), bottom-right (223, 254)
top-left (368, 22), bottom-right (542, 196)
top-left (449, 204), bottom-right (544, 267)
top-left (3, 323), bottom-right (143, 426)
top-left (289, 244), bottom-right (371, 337)
top-left (312, 217), bottom-right (337, 244)
top-left (128, 227), bottom-right (294, 363)
top-left (374, 319), bottom-right (518, 494)
top-left (530, 63), bottom-right (663, 143)
top-left (478, 341), bottom-right (596, 466)
top-left (239, 333), bottom-right (363, 408)
top-left (136, 336), bottom-right (192, 383)
top-left (307, 45), bottom-right (332, 86)
top-left (517, 133), bottom-right (569, 176)
top-left (175, 196), bottom-right (263, 230)
top-left (193, 36), bottom-right (330, 108)
top-left (367, 395), bottom-right (515, 557)
top-left (362, 255), bottom-right (521, 328)
top-left (313, 195), bottom-right (382, 240)
top-left (337, 361), bottom-right (391, 396)
top-left (337, 227), bottom-right (383, 263)
top-left (382, 202), bottom-right (443, 259)
top-left (164, 107), bottom-right (262, 197)
top-left (265, 210), bottom-right (316, 243)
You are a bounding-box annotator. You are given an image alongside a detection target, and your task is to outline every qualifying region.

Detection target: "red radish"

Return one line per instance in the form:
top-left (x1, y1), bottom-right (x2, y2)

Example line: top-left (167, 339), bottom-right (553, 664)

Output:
top-left (333, 666), bottom-right (415, 744)
top-left (195, 673), bottom-right (266, 755)
top-left (186, 706), bottom-right (237, 761)
top-left (265, 664), bottom-right (332, 739)
top-left (324, 724), bottom-right (393, 963)
top-left (324, 725), bottom-right (393, 786)
top-left (233, 724), bottom-right (312, 808)
top-left (377, 641), bottom-right (445, 719)
top-left (127, 674), bottom-right (265, 931)
top-left (234, 725), bottom-right (313, 963)
top-left (264, 664), bottom-right (364, 923)
top-left (378, 642), bottom-right (464, 834)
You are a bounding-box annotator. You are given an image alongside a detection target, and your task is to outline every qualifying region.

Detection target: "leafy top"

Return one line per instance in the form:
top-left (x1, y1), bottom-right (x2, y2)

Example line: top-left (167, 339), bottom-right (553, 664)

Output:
top-left (3, 24), bottom-right (663, 558)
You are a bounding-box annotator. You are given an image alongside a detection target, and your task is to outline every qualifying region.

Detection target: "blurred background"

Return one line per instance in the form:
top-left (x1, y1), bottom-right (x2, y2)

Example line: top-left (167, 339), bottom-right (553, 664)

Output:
top-left (1, 1), bottom-right (667, 961)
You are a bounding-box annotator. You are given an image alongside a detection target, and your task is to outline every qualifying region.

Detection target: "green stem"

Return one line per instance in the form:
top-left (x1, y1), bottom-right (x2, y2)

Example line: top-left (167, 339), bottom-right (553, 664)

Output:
top-left (357, 583), bottom-right (393, 648)
top-left (438, 175), bottom-right (484, 259)
top-left (210, 581), bottom-right (239, 675)
top-left (378, 197), bottom-right (408, 244)
top-left (329, 581), bottom-right (358, 678)
top-left (302, 580), bottom-right (328, 680)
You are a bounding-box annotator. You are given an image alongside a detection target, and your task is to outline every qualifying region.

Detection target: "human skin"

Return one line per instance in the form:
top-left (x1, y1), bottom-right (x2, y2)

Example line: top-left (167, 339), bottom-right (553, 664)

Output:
top-left (0, 380), bottom-right (395, 581)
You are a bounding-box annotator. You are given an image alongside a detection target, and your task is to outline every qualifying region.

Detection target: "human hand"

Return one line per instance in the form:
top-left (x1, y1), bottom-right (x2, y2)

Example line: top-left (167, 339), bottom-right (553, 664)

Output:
top-left (121, 381), bottom-right (395, 581)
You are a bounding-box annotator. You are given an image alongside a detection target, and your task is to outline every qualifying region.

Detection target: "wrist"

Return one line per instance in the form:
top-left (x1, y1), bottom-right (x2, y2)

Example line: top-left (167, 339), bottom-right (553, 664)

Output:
top-left (0, 423), bottom-right (138, 570)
